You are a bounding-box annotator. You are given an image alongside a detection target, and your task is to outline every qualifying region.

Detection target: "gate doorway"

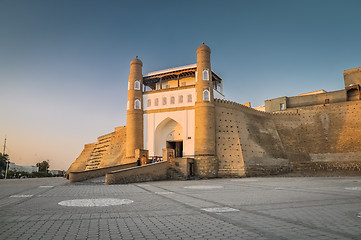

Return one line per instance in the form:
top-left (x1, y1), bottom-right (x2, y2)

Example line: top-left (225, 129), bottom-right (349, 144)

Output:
top-left (167, 141), bottom-right (183, 158)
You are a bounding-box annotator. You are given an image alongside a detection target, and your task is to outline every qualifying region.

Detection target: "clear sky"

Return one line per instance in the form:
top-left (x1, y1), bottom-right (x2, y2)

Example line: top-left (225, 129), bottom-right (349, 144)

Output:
top-left (1, 0), bottom-right (361, 170)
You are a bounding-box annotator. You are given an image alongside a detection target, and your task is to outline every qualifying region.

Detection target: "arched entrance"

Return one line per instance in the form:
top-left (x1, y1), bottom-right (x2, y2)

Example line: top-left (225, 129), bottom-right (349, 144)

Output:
top-left (154, 118), bottom-right (184, 157)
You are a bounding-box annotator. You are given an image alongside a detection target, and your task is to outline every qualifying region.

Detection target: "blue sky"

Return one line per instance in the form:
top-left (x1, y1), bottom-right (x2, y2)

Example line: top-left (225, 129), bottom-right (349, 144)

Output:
top-left (1, 0), bottom-right (360, 170)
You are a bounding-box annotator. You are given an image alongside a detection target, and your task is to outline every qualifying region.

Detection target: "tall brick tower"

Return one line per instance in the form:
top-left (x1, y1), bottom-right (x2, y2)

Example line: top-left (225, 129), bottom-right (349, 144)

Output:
top-left (126, 56), bottom-right (144, 159)
top-left (194, 43), bottom-right (218, 177)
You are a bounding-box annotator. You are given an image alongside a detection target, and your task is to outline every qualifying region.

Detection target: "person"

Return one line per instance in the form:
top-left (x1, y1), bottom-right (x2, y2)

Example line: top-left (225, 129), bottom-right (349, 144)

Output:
top-left (141, 155), bottom-right (147, 165)
top-left (137, 158), bottom-right (141, 166)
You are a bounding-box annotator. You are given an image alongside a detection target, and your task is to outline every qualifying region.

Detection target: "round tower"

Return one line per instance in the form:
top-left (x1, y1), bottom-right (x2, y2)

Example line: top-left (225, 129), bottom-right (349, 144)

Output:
top-left (126, 56), bottom-right (144, 159)
top-left (194, 43), bottom-right (218, 177)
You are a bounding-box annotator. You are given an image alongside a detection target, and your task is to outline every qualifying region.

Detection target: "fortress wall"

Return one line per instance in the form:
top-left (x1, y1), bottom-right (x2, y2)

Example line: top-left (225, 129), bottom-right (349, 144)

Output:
top-left (214, 99), bottom-right (290, 177)
top-left (272, 100), bottom-right (361, 173)
top-left (289, 101), bottom-right (361, 156)
top-left (67, 143), bottom-right (96, 174)
top-left (271, 112), bottom-right (310, 161)
top-left (68, 126), bottom-right (129, 174)
top-left (98, 126), bottom-right (128, 168)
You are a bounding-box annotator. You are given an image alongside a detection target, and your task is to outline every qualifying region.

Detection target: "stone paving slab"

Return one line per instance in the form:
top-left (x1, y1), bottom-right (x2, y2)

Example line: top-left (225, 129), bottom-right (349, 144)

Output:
top-left (0, 177), bottom-right (361, 239)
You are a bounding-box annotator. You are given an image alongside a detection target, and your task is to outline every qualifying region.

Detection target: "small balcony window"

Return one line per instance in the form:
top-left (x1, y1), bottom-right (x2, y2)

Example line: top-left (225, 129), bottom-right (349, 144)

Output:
top-left (170, 96), bottom-right (175, 104)
top-left (203, 69), bottom-right (209, 81)
top-left (134, 99), bottom-right (141, 109)
top-left (155, 98), bottom-right (159, 106)
top-left (179, 95), bottom-right (183, 103)
top-left (134, 80), bottom-right (141, 90)
top-left (203, 89), bottom-right (210, 101)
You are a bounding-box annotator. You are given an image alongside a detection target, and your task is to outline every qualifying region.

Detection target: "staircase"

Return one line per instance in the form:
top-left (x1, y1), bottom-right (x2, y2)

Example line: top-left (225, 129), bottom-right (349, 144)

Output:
top-left (167, 167), bottom-right (187, 180)
top-left (85, 134), bottom-right (112, 171)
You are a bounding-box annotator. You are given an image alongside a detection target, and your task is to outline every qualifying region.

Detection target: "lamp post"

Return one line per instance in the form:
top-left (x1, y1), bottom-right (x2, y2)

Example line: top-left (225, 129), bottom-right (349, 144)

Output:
top-left (4, 156), bottom-right (9, 179)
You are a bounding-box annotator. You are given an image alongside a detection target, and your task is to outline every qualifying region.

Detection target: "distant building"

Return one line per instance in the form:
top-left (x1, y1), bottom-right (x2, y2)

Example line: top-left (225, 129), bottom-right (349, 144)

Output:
top-left (49, 170), bottom-right (65, 176)
top-left (265, 67), bottom-right (361, 112)
top-left (9, 163), bottom-right (38, 173)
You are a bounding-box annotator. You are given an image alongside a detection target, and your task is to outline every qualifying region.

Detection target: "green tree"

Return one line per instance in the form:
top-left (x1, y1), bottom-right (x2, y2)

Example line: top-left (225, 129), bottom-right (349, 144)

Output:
top-left (0, 153), bottom-right (9, 172)
top-left (36, 160), bottom-right (49, 172)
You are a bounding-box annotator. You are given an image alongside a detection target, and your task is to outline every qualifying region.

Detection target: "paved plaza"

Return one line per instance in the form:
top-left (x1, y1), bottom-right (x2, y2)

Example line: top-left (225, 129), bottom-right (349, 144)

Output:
top-left (0, 176), bottom-right (361, 240)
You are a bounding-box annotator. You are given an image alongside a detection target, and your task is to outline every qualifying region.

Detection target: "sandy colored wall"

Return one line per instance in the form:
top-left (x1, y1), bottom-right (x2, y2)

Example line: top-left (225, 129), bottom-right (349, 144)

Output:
top-left (214, 99), bottom-right (290, 177)
top-left (265, 97), bottom-right (287, 112)
top-left (67, 126), bottom-right (129, 174)
top-left (273, 100), bottom-right (361, 159)
top-left (67, 143), bottom-right (96, 174)
top-left (265, 90), bottom-right (347, 112)
top-left (287, 90), bottom-right (346, 108)
top-left (344, 66), bottom-right (361, 87)
top-left (98, 126), bottom-right (128, 168)
top-left (215, 99), bottom-right (361, 176)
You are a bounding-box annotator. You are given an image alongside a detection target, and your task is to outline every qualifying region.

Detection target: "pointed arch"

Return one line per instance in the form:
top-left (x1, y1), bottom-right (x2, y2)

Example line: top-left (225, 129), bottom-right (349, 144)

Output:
top-left (154, 117), bottom-right (183, 156)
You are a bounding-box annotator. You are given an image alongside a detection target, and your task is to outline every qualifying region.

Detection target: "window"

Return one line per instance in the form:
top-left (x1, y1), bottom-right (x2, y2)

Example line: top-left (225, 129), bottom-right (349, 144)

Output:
top-left (187, 94), bottom-right (192, 103)
top-left (280, 103), bottom-right (285, 110)
top-left (127, 101), bottom-right (129, 110)
top-left (203, 69), bottom-right (209, 80)
top-left (203, 89), bottom-right (210, 101)
top-left (162, 97), bottom-right (167, 105)
top-left (134, 99), bottom-right (141, 109)
top-left (134, 80), bottom-right (140, 90)
top-left (170, 96), bottom-right (175, 104)
top-left (155, 98), bottom-right (159, 106)
top-left (325, 99), bottom-right (330, 104)
top-left (147, 99), bottom-right (151, 107)
top-left (179, 95), bottom-right (183, 103)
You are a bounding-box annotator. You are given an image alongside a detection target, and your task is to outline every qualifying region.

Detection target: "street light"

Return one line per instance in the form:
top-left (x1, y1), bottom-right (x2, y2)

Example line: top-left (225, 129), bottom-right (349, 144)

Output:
top-left (4, 155), bottom-right (10, 179)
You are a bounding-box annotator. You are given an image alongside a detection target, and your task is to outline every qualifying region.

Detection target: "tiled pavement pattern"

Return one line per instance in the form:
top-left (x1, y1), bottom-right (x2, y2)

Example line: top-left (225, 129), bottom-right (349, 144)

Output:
top-left (0, 177), bottom-right (360, 239)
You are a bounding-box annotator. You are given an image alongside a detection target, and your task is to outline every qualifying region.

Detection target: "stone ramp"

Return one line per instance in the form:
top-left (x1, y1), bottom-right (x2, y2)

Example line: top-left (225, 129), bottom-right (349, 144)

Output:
top-left (69, 162), bottom-right (137, 183)
top-left (79, 176), bottom-right (106, 185)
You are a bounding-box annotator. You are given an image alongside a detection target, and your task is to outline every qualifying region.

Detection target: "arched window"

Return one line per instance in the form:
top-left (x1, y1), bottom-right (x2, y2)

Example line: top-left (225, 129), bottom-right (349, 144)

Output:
top-left (154, 98), bottom-right (159, 106)
top-left (162, 97), bottom-right (167, 105)
top-left (134, 99), bottom-right (141, 109)
top-left (134, 80), bottom-right (141, 90)
top-left (187, 94), bottom-right (192, 103)
top-left (127, 101), bottom-right (129, 110)
top-left (203, 89), bottom-right (210, 101)
top-left (170, 96), bottom-right (175, 104)
top-left (147, 99), bottom-right (151, 107)
top-left (179, 95), bottom-right (183, 103)
top-left (203, 69), bottom-right (209, 80)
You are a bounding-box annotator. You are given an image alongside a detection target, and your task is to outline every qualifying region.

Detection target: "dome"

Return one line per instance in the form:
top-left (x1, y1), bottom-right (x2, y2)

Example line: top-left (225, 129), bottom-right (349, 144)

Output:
top-left (196, 42), bottom-right (211, 54)
top-left (130, 56), bottom-right (143, 66)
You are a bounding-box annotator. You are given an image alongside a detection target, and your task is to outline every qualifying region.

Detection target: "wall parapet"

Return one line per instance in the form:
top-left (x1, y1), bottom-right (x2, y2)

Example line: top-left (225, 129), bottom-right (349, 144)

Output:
top-left (214, 98), bottom-right (271, 117)
top-left (271, 111), bottom-right (301, 116)
top-left (69, 162), bottom-right (137, 183)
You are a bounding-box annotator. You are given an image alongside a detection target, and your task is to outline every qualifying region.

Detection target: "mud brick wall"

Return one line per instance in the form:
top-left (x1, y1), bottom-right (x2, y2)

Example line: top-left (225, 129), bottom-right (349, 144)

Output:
top-left (68, 126), bottom-right (128, 173)
top-left (272, 100), bottom-right (361, 174)
top-left (67, 143), bottom-right (96, 173)
top-left (273, 101), bottom-right (361, 161)
top-left (214, 99), bottom-right (290, 177)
